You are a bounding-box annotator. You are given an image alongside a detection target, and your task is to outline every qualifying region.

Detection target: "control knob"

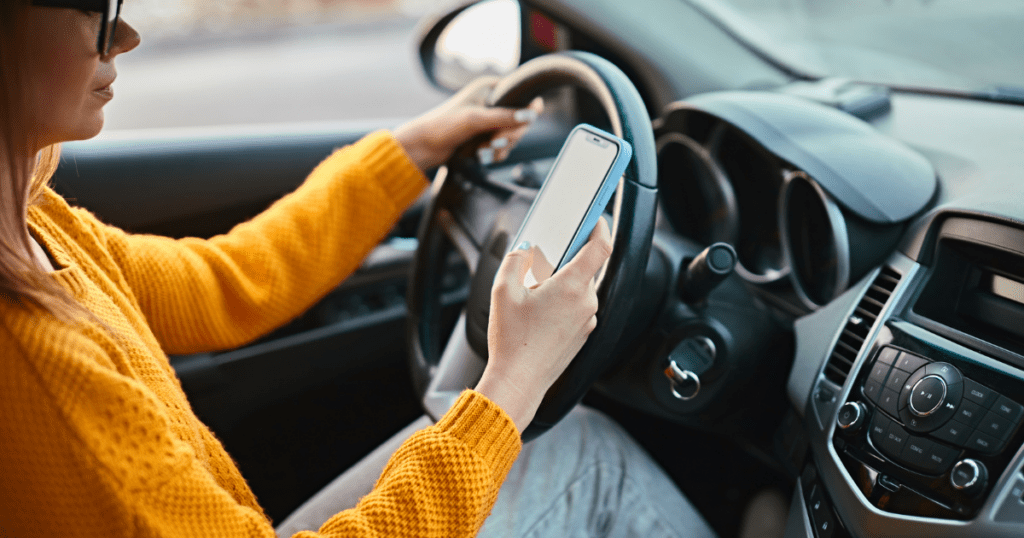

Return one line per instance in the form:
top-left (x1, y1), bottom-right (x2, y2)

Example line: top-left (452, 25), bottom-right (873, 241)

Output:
top-left (836, 402), bottom-right (866, 434)
top-left (908, 375), bottom-right (947, 417)
top-left (950, 459), bottom-right (988, 496)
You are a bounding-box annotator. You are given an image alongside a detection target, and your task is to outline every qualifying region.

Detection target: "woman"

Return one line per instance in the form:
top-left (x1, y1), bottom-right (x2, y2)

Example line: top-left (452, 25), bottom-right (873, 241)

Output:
top-left (0, 2), bottom-right (718, 537)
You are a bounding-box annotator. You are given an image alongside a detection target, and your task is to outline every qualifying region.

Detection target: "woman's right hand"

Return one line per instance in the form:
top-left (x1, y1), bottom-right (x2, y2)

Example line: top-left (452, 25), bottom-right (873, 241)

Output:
top-left (475, 218), bottom-right (613, 433)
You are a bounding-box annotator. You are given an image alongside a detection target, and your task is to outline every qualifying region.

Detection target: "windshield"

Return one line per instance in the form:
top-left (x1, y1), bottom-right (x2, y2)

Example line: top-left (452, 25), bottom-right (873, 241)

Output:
top-left (699, 0), bottom-right (1024, 98)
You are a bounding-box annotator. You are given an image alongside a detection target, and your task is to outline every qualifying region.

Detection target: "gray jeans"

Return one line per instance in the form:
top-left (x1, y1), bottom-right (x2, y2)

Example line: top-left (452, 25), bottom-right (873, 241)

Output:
top-left (276, 406), bottom-right (716, 538)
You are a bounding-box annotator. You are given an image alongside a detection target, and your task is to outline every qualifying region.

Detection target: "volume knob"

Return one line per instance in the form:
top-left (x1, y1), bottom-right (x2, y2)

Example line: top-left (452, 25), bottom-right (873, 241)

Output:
top-left (836, 402), bottom-right (866, 434)
top-left (951, 459), bottom-right (988, 496)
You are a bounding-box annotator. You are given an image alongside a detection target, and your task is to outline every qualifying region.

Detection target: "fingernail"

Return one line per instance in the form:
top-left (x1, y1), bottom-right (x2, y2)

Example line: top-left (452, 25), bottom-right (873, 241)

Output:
top-left (490, 137), bottom-right (509, 149)
top-left (514, 109), bottom-right (538, 123)
top-left (477, 147), bottom-right (494, 166)
top-left (517, 241), bottom-right (531, 251)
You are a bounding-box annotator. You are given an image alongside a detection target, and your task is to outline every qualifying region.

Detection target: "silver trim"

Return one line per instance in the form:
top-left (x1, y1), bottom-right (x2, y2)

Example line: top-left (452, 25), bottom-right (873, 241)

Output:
top-left (655, 131), bottom-right (739, 245)
top-left (908, 374), bottom-right (948, 417)
top-left (779, 170), bottom-right (851, 310)
top-left (952, 459), bottom-right (983, 491)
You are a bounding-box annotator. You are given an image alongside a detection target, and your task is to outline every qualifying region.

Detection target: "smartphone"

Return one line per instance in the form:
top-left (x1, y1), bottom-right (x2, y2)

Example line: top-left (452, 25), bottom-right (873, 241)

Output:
top-left (509, 124), bottom-right (632, 287)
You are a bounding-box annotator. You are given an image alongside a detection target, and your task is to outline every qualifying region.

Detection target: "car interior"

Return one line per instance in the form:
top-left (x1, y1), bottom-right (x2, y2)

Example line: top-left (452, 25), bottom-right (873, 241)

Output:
top-left (51, 0), bottom-right (1024, 536)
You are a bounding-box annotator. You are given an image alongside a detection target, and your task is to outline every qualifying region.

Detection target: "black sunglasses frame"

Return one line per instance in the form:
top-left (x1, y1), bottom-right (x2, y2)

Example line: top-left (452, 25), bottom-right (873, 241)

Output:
top-left (30, 0), bottom-right (123, 55)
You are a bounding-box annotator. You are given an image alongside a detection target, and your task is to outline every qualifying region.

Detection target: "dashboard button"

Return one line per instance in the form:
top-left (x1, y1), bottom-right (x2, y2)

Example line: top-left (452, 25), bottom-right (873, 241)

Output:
top-left (954, 400), bottom-right (985, 428)
top-left (925, 362), bottom-right (963, 385)
top-left (867, 362), bottom-right (890, 386)
top-left (863, 379), bottom-right (883, 404)
top-left (909, 376), bottom-right (947, 416)
top-left (978, 410), bottom-right (1014, 441)
top-left (922, 441), bottom-right (961, 474)
top-left (899, 435), bottom-right (933, 471)
top-left (963, 378), bottom-right (997, 408)
top-left (899, 436), bottom-right (959, 474)
top-left (931, 420), bottom-right (972, 447)
top-left (876, 346), bottom-right (900, 366)
top-left (881, 422), bottom-right (910, 459)
top-left (895, 352), bottom-right (928, 373)
top-left (869, 413), bottom-right (891, 449)
top-left (878, 389), bottom-right (901, 417)
top-left (813, 506), bottom-right (836, 538)
top-left (808, 485), bottom-right (830, 526)
top-left (992, 396), bottom-right (1024, 424)
top-left (966, 430), bottom-right (1001, 455)
top-left (901, 413), bottom-right (925, 431)
top-left (884, 368), bottom-right (909, 395)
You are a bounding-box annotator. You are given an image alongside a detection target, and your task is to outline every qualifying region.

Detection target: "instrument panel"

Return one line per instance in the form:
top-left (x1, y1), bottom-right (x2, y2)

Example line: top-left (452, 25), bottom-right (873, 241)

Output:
top-left (652, 93), bottom-right (926, 315)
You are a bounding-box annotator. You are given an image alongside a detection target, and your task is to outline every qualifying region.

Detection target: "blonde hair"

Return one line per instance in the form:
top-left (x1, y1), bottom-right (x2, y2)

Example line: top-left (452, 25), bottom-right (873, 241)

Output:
top-left (0, 1), bottom-right (81, 320)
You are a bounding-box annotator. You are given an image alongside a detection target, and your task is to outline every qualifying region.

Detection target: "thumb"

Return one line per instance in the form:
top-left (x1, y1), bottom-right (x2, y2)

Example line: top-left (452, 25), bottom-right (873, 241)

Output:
top-left (493, 241), bottom-right (535, 299)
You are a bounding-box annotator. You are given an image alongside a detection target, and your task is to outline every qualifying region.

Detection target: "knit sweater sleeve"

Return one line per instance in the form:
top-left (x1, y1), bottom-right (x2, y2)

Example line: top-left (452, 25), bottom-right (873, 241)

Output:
top-left (75, 130), bottom-right (429, 354)
top-left (130, 391), bottom-right (521, 538)
top-left (0, 320), bottom-right (520, 537)
top-left (310, 392), bottom-right (521, 537)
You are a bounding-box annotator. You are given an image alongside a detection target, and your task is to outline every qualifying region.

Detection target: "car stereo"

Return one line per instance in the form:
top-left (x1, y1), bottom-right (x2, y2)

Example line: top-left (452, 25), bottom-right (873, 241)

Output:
top-left (833, 331), bottom-right (1024, 519)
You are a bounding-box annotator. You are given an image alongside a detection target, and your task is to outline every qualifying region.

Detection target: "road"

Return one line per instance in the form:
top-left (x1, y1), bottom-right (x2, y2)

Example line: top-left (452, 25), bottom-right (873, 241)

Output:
top-left (103, 18), bottom-right (449, 130)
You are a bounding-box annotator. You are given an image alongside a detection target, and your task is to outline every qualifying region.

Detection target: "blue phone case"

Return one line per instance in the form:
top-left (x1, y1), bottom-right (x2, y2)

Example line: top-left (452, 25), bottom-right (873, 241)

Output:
top-left (515, 123), bottom-right (632, 270)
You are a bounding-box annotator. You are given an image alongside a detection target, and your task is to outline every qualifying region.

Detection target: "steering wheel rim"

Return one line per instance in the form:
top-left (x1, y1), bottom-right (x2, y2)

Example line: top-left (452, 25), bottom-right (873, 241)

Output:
top-left (407, 51), bottom-right (657, 440)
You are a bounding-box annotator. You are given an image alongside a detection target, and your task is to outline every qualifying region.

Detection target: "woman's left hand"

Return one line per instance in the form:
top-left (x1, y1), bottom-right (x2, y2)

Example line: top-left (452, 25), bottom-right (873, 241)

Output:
top-left (394, 76), bottom-right (543, 172)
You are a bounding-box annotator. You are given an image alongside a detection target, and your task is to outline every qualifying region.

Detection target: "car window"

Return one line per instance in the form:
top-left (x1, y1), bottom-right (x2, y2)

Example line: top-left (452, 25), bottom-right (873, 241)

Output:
top-left (107, 0), bottom-right (450, 130)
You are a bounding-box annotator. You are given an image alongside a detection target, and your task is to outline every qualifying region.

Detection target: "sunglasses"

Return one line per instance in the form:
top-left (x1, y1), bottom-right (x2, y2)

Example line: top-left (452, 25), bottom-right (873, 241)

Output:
top-left (31, 0), bottom-right (123, 55)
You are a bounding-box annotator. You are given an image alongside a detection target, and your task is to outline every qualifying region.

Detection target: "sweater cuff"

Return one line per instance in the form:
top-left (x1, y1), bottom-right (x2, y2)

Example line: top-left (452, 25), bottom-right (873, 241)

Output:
top-left (334, 130), bottom-right (430, 212)
top-left (436, 390), bottom-right (522, 483)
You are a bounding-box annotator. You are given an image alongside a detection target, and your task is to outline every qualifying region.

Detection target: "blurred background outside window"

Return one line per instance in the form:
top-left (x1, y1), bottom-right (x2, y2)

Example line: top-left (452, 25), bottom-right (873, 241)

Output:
top-left (108, 0), bottom-right (450, 130)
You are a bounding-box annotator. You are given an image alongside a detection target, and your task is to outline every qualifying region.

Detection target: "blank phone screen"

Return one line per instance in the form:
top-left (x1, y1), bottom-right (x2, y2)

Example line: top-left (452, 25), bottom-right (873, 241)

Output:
top-left (516, 130), bottom-right (619, 286)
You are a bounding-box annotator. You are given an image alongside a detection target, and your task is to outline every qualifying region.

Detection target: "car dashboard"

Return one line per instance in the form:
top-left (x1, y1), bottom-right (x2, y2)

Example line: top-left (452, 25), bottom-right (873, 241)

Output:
top-left (668, 89), bottom-right (1024, 537)
top-left (512, 2), bottom-right (1024, 532)
top-left (566, 19), bottom-right (1024, 526)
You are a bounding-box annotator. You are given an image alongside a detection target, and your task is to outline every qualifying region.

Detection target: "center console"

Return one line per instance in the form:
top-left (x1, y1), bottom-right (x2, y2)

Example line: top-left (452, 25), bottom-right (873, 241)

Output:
top-left (836, 335), bottom-right (1024, 519)
top-left (788, 217), bottom-right (1024, 538)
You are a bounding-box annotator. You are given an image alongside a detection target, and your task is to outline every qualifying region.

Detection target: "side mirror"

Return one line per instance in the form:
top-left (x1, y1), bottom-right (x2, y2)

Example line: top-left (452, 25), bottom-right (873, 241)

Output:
top-left (415, 0), bottom-right (522, 92)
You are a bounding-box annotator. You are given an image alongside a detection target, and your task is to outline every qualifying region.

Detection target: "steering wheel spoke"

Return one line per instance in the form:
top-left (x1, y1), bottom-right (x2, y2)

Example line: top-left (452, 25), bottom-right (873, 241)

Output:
top-left (421, 311), bottom-right (486, 420)
top-left (437, 208), bottom-right (481, 274)
top-left (434, 165), bottom-right (522, 274)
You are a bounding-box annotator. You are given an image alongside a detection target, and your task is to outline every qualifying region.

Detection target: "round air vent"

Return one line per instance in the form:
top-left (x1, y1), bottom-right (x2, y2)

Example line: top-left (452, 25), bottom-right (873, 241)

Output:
top-left (780, 171), bottom-right (850, 309)
top-left (656, 132), bottom-right (737, 246)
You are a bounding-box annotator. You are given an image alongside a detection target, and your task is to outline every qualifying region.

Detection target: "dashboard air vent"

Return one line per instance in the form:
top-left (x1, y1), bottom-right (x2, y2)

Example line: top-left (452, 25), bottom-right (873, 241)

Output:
top-left (824, 267), bottom-right (902, 386)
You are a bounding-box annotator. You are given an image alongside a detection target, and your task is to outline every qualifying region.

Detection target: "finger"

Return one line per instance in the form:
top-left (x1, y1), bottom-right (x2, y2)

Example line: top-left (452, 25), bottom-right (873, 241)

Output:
top-left (492, 241), bottom-right (535, 300)
top-left (589, 213), bottom-right (611, 241)
top-left (462, 106), bottom-right (535, 140)
top-left (492, 97), bottom-right (544, 162)
top-left (464, 96), bottom-right (544, 148)
top-left (558, 217), bottom-right (613, 283)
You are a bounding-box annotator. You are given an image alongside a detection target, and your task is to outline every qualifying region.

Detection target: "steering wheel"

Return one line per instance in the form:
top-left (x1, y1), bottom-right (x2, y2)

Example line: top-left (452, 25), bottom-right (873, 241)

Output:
top-left (407, 51), bottom-right (657, 441)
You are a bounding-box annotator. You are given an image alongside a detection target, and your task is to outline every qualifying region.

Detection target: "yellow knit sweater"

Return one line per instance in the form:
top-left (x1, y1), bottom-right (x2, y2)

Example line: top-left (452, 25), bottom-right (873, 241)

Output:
top-left (0, 131), bottom-right (522, 537)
